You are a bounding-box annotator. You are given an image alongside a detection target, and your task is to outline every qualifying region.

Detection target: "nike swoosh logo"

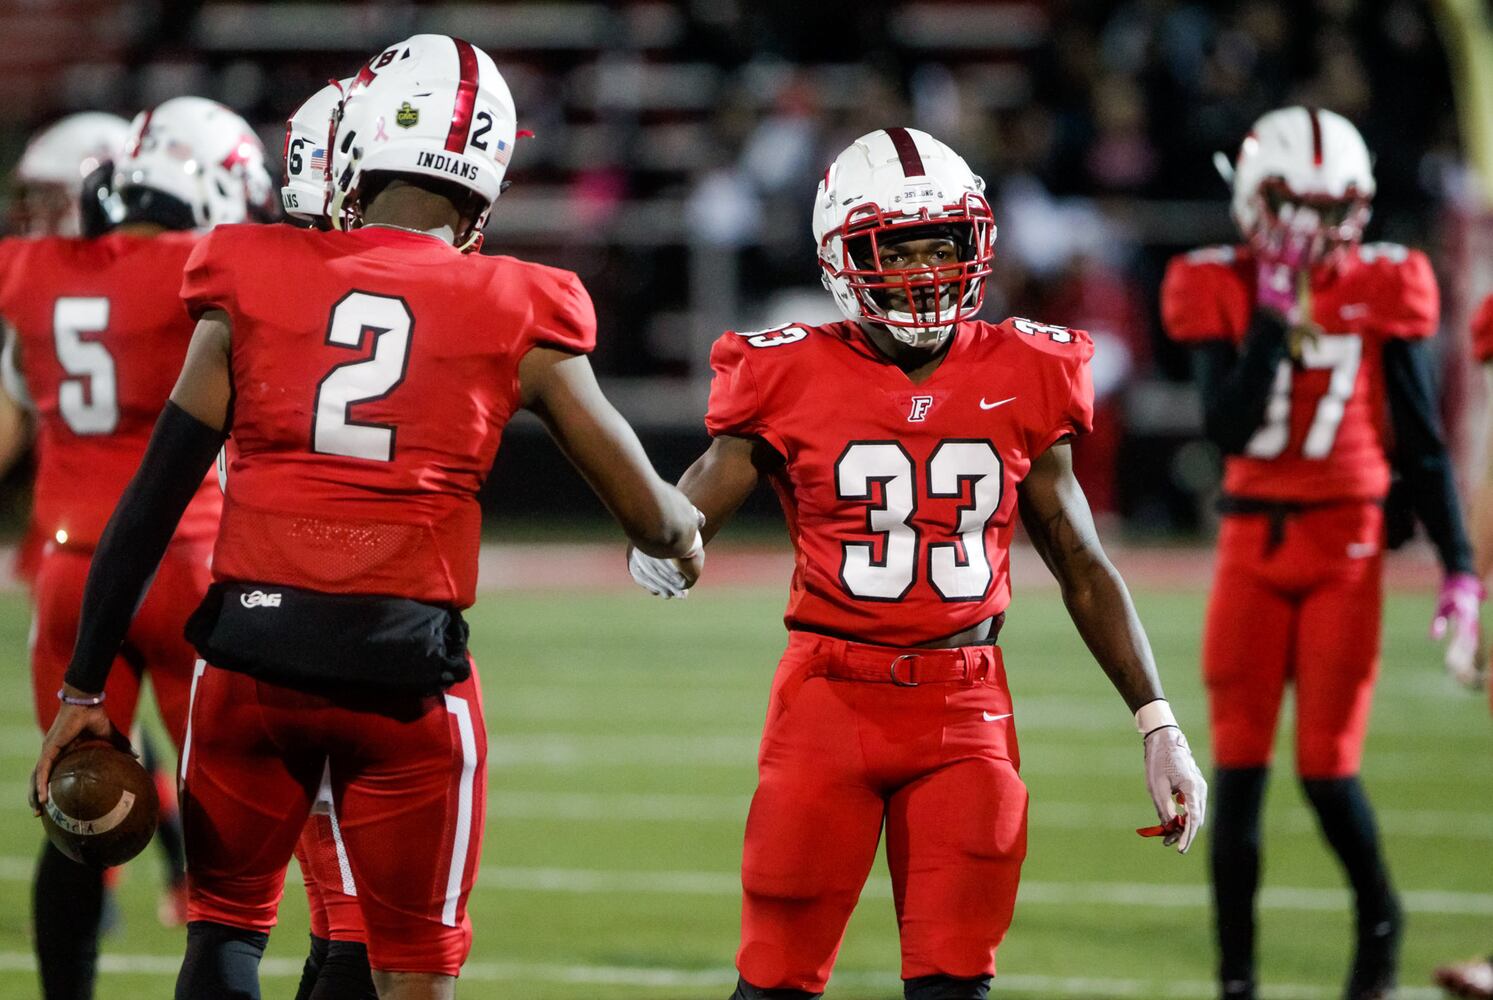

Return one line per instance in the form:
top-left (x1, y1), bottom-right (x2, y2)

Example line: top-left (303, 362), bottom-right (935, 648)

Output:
top-left (1339, 303), bottom-right (1369, 319)
top-left (983, 712), bottom-right (1012, 722)
top-left (979, 396), bottom-right (1017, 410)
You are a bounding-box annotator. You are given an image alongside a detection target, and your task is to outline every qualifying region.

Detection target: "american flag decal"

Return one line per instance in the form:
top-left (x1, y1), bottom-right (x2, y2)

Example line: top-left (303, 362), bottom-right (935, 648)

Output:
top-left (308, 147), bottom-right (328, 173)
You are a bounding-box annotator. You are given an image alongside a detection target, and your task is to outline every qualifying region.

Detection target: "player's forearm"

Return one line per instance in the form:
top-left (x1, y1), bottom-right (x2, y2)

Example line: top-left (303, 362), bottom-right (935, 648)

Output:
top-left (675, 435), bottom-right (763, 544)
top-left (63, 402), bottom-right (224, 692)
top-left (1193, 313), bottom-right (1290, 454)
top-left (1384, 338), bottom-right (1475, 575)
top-left (1053, 555), bottom-right (1167, 712)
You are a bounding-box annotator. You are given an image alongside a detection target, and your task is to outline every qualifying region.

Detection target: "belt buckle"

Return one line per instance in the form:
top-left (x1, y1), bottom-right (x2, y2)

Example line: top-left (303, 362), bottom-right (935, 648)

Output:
top-left (890, 653), bottom-right (920, 687)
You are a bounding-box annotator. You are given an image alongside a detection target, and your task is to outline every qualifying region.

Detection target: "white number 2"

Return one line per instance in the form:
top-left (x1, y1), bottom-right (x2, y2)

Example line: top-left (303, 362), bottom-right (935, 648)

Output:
top-left (1245, 333), bottom-right (1361, 460)
top-left (835, 440), bottom-right (1004, 601)
top-left (313, 292), bottom-right (413, 461)
top-left (53, 297), bottom-right (118, 435)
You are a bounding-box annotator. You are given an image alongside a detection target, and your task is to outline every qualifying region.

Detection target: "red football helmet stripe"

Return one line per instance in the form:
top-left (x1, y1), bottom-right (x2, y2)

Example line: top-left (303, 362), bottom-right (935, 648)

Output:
top-left (445, 38), bottom-right (480, 153)
top-left (886, 127), bottom-right (926, 177)
top-left (126, 107), bottom-right (155, 158)
top-left (1307, 107), bottom-right (1324, 166)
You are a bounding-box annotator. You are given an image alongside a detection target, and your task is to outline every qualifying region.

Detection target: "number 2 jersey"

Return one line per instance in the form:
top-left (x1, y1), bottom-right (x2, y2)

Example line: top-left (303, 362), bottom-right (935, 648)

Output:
top-left (706, 317), bottom-right (1094, 646)
top-left (0, 232), bottom-right (221, 549)
top-left (1161, 242), bottom-right (1438, 503)
top-left (181, 223), bottom-right (595, 609)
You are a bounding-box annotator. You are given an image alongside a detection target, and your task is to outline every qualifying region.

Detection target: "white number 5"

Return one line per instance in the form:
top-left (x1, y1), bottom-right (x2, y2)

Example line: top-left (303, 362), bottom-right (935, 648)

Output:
top-left (313, 292), bottom-right (413, 461)
top-left (53, 297), bottom-right (118, 435)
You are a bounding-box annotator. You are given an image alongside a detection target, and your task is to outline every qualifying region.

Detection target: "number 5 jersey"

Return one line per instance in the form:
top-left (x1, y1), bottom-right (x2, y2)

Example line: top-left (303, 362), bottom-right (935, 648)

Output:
top-left (1160, 242), bottom-right (1438, 502)
top-left (705, 317), bottom-right (1094, 646)
top-left (180, 223), bottom-right (596, 608)
top-left (0, 231), bottom-right (222, 548)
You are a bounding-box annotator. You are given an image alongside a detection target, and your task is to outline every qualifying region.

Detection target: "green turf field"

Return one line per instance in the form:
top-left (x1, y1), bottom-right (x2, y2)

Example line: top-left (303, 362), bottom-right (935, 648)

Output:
top-left (0, 583), bottom-right (1488, 999)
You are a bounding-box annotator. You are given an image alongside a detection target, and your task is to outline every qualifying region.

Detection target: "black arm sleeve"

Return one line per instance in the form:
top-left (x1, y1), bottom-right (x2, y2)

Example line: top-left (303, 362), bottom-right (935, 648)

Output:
top-left (1382, 337), bottom-right (1474, 576)
top-left (1191, 311), bottom-right (1291, 455)
top-left (63, 402), bottom-right (226, 692)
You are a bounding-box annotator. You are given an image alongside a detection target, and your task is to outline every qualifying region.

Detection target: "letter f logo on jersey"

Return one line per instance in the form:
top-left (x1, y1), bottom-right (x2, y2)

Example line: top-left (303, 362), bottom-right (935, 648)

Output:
top-left (908, 395), bottom-right (934, 422)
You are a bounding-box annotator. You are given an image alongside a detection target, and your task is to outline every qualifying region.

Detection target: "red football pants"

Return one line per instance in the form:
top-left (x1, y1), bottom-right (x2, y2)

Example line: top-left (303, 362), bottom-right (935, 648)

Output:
top-left (180, 663), bottom-right (486, 975)
top-left (31, 540), bottom-right (211, 746)
top-left (737, 632), bottom-right (1028, 993)
top-left (1204, 502), bottom-right (1383, 778)
top-left (294, 762), bottom-right (365, 943)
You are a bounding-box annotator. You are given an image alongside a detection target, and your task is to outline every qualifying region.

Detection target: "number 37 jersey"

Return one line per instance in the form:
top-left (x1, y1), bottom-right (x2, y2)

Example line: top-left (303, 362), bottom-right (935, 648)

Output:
top-left (1161, 242), bottom-right (1438, 503)
top-left (0, 232), bottom-right (221, 549)
top-left (706, 318), bottom-right (1094, 646)
top-left (182, 224), bottom-right (596, 608)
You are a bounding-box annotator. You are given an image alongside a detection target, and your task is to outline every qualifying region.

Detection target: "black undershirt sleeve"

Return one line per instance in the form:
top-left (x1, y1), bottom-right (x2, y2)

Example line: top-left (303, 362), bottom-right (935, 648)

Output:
top-left (1190, 310), bottom-right (1291, 455)
top-left (63, 401), bottom-right (226, 692)
top-left (1381, 337), bottom-right (1474, 575)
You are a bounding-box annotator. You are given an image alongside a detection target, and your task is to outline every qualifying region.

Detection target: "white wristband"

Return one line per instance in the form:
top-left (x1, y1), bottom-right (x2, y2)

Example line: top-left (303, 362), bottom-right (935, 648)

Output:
top-left (680, 528), bottom-right (704, 561)
top-left (1134, 699), bottom-right (1177, 736)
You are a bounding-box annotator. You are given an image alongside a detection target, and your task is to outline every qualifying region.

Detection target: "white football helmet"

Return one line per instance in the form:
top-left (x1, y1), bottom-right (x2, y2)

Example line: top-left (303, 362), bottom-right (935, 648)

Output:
top-left (813, 128), bottom-right (995, 350)
top-left (113, 96), bottom-right (274, 229)
top-left (282, 80), bottom-right (348, 224)
top-left (1219, 106), bottom-right (1374, 263)
top-left (330, 34), bottom-right (517, 251)
top-left (10, 112), bottom-right (130, 236)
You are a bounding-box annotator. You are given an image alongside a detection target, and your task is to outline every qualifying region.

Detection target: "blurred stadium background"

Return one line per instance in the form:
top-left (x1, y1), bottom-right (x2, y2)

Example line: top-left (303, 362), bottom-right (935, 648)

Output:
top-left (1, 1), bottom-right (1492, 998)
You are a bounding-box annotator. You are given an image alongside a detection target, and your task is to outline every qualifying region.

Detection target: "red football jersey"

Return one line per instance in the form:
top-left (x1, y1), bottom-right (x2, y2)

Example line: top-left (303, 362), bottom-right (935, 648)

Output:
top-left (0, 232), bottom-right (221, 549)
top-left (1472, 294), bottom-right (1493, 363)
top-left (1161, 242), bottom-right (1438, 503)
top-left (181, 224), bottom-right (595, 608)
top-left (706, 317), bottom-right (1094, 646)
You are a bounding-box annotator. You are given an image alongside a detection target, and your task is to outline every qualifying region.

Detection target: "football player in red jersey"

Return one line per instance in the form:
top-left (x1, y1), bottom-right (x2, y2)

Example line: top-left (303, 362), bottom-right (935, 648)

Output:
top-left (0, 97), bottom-right (272, 1000)
top-left (629, 127), bottom-right (1207, 1000)
top-left (278, 76), bottom-right (378, 1000)
top-left (1431, 292), bottom-right (1493, 1000)
top-left (31, 34), bottom-right (702, 1000)
top-left (1161, 106), bottom-right (1480, 1000)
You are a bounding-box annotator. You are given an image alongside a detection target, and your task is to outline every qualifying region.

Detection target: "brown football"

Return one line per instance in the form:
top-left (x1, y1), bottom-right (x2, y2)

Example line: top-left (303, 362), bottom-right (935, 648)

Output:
top-left (40, 740), bottom-right (159, 867)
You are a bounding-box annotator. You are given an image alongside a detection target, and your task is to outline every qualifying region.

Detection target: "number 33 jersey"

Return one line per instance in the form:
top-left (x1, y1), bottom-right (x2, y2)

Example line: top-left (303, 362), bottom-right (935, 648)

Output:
top-left (706, 318), bottom-right (1094, 646)
top-left (181, 224), bottom-right (596, 608)
top-left (1161, 242), bottom-right (1438, 502)
top-left (0, 232), bottom-right (222, 549)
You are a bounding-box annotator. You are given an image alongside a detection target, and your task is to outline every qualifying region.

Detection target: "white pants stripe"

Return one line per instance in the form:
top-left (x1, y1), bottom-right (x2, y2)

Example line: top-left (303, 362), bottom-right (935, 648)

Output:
top-left (315, 760), bottom-right (358, 897)
top-left (178, 660), bottom-right (208, 782)
top-left (441, 694), bottom-right (478, 927)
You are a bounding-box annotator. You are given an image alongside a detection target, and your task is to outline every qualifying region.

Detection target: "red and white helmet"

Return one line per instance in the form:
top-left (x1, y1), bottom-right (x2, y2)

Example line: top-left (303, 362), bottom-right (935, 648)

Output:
top-left (813, 128), bottom-right (995, 349)
top-left (282, 79), bottom-right (348, 224)
top-left (10, 112), bottom-right (130, 236)
top-left (330, 34), bottom-right (516, 251)
top-left (1220, 106), bottom-right (1375, 263)
top-left (114, 96), bottom-right (274, 228)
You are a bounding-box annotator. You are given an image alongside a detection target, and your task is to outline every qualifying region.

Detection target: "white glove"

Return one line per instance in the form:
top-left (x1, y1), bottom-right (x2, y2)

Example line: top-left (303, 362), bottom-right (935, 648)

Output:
top-left (627, 529), bottom-right (703, 600)
top-left (1432, 572), bottom-right (1485, 689)
top-left (1136, 700), bottom-right (1207, 855)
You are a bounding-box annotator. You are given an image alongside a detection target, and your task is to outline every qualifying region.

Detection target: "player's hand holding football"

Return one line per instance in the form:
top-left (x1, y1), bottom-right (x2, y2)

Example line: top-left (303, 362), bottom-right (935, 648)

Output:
top-left (1432, 572), bottom-right (1485, 688)
top-left (31, 684), bottom-right (124, 815)
top-left (1134, 700), bottom-right (1207, 854)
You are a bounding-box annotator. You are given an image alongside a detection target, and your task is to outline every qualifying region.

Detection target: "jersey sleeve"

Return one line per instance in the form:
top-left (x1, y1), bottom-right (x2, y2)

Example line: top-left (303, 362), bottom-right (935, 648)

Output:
top-left (180, 227), bottom-right (235, 320)
top-left (703, 332), bottom-right (787, 455)
top-left (1161, 248), bottom-right (1251, 343)
top-left (1037, 325), bottom-right (1096, 455)
top-left (526, 269), bottom-right (597, 355)
top-left (1358, 244), bottom-right (1438, 339)
top-left (1473, 294), bottom-right (1493, 363)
